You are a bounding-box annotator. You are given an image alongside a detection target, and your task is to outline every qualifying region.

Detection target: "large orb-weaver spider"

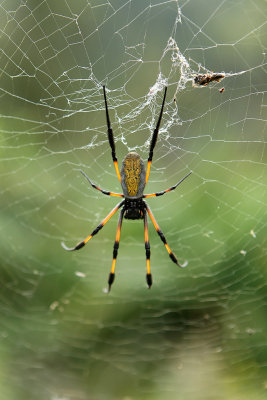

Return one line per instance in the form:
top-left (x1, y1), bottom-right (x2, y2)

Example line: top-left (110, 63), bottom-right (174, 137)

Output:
top-left (62, 86), bottom-right (191, 291)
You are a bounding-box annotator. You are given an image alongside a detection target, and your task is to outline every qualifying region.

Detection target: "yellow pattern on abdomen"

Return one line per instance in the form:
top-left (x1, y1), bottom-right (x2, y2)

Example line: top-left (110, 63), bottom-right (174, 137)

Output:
top-left (124, 156), bottom-right (141, 196)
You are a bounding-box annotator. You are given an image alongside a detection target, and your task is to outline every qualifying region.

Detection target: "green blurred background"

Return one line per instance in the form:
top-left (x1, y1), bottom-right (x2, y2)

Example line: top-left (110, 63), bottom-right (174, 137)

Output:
top-left (0, 0), bottom-right (266, 399)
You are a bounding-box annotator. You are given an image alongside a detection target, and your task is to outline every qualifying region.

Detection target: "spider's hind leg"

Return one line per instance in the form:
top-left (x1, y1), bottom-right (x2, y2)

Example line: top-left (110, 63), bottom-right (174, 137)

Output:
top-left (103, 86), bottom-right (121, 183)
top-left (145, 87), bottom-right (167, 184)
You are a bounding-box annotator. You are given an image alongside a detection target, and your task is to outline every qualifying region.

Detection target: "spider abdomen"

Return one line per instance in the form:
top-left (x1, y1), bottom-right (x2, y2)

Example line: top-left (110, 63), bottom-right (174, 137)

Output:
top-left (121, 152), bottom-right (146, 199)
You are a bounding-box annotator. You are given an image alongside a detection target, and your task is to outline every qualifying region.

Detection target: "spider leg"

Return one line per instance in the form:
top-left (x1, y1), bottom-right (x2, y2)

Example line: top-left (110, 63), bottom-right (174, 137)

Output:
top-left (145, 87), bottom-right (167, 184)
top-left (80, 170), bottom-right (124, 198)
top-left (143, 171), bottom-right (191, 198)
top-left (145, 203), bottom-right (186, 268)
top-left (61, 200), bottom-right (125, 251)
top-left (144, 209), bottom-right (152, 288)
top-left (108, 207), bottom-right (125, 292)
top-left (103, 86), bottom-right (121, 183)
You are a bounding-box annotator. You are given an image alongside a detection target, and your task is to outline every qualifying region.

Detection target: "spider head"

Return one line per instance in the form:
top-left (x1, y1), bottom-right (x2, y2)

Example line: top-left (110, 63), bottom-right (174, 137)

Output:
top-left (124, 198), bottom-right (145, 220)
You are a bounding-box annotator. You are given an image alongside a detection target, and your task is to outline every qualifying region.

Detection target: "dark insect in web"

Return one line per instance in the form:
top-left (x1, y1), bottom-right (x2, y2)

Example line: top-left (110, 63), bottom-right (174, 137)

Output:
top-left (194, 73), bottom-right (225, 86)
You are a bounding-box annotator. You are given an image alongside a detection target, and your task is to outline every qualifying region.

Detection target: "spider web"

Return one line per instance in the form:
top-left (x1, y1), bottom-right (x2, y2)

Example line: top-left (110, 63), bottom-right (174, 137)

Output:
top-left (0, 0), bottom-right (266, 399)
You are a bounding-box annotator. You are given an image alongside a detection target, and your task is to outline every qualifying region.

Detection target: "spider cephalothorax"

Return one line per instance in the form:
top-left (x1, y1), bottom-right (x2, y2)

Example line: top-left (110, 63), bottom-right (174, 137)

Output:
top-left (62, 86), bottom-right (191, 291)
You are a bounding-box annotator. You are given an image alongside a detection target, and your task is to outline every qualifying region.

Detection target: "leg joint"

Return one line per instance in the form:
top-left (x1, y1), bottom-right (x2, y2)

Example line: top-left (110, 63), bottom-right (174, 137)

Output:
top-left (169, 252), bottom-right (178, 264)
top-left (158, 229), bottom-right (166, 244)
top-left (92, 225), bottom-right (102, 236)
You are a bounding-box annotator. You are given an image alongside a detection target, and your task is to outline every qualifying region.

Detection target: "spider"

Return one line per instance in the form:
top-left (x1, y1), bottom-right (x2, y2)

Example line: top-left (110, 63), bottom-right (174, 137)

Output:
top-left (62, 86), bottom-right (191, 291)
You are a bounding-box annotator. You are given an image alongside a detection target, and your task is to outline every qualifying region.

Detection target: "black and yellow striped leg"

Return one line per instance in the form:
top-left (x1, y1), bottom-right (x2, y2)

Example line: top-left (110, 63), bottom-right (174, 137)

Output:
top-left (103, 86), bottom-right (121, 183)
top-left (61, 200), bottom-right (125, 251)
top-left (108, 208), bottom-right (125, 291)
top-left (80, 170), bottom-right (124, 198)
top-left (145, 203), bottom-right (186, 268)
top-left (144, 210), bottom-right (152, 288)
top-left (145, 87), bottom-right (167, 184)
top-left (143, 171), bottom-right (192, 198)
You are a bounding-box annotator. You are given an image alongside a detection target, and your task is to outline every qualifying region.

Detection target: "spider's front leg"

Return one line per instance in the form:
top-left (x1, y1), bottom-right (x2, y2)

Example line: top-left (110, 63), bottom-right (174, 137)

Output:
top-left (143, 209), bottom-right (152, 288)
top-left (145, 203), bottom-right (187, 268)
top-left (108, 207), bottom-right (125, 292)
top-left (61, 200), bottom-right (125, 251)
